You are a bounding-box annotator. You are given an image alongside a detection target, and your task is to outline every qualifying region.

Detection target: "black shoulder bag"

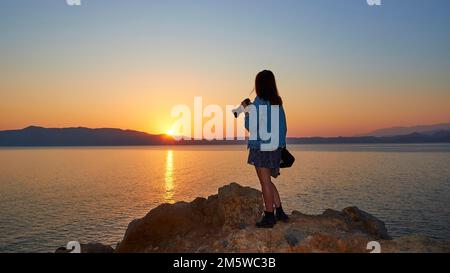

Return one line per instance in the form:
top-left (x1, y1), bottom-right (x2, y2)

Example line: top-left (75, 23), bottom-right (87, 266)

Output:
top-left (280, 147), bottom-right (295, 168)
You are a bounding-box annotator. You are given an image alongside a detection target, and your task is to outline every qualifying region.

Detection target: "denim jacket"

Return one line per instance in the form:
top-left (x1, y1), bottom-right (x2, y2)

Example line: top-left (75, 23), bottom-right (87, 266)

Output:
top-left (244, 96), bottom-right (287, 151)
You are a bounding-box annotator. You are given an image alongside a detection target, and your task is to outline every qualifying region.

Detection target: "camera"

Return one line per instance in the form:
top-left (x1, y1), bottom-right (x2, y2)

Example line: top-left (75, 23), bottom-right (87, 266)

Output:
top-left (232, 98), bottom-right (251, 118)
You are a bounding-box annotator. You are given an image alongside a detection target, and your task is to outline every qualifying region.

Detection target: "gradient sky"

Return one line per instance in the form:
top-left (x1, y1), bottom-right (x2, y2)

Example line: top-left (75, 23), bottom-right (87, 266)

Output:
top-left (1, 0), bottom-right (449, 137)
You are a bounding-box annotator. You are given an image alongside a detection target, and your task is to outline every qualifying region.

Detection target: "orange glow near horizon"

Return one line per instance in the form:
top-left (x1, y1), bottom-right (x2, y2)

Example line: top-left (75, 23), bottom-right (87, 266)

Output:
top-left (1, 92), bottom-right (449, 137)
top-left (1, 63), bottom-right (449, 137)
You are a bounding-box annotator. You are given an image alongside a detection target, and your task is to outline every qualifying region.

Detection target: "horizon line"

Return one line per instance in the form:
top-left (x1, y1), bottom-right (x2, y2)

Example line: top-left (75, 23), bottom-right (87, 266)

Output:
top-left (1, 122), bottom-right (450, 139)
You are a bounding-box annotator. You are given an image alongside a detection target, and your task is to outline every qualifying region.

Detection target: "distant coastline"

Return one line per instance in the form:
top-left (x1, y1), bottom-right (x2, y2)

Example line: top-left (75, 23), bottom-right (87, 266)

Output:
top-left (1, 126), bottom-right (450, 147)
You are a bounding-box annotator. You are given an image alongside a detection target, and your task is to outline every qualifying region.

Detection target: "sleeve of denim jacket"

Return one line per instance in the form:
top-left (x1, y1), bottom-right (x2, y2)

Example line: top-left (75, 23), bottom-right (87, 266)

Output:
top-left (244, 112), bottom-right (249, 131)
top-left (244, 97), bottom-right (259, 131)
top-left (280, 105), bottom-right (287, 135)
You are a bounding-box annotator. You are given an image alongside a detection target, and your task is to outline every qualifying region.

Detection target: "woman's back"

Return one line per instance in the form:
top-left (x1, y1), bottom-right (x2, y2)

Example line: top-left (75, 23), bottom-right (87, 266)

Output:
top-left (245, 96), bottom-right (287, 151)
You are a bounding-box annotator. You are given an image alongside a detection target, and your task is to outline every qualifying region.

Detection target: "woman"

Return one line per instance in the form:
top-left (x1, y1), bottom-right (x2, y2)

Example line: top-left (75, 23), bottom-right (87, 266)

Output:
top-left (244, 70), bottom-right (289, 228)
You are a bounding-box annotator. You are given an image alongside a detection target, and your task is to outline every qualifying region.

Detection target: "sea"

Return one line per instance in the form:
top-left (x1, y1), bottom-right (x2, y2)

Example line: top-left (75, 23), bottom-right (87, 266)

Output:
top-left (0, 144), bottom-right (449, 252)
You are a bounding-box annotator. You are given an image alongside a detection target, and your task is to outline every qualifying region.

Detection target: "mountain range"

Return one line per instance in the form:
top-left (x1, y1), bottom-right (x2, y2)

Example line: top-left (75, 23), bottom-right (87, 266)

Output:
top-left (359, 123), bottom-right (450, 137)
top-left (0, 126), bottom-right (174, 146)
top-left (0, 125), bottom-right (449, 146)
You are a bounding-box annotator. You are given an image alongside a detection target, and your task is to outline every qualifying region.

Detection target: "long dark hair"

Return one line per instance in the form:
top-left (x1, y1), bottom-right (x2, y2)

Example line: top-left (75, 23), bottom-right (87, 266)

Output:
top-left (255, 70), bottom-right (283, 106)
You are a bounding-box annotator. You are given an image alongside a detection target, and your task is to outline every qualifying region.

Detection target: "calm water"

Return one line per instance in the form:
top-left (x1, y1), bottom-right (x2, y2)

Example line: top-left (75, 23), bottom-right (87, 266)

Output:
top-left (0, 144), bottom-right (449, 252)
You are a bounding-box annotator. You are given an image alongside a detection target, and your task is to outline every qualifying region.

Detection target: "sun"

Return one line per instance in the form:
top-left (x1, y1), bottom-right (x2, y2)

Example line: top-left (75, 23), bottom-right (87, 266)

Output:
top-left (166, 129), bottom-right (175, 136)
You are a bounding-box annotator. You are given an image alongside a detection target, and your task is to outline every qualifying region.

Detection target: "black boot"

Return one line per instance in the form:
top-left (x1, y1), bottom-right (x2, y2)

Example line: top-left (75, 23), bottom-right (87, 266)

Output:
top-left (275, 205), bottom-right (289, 222)
top-left (256, 211), bottom-right (276, 228)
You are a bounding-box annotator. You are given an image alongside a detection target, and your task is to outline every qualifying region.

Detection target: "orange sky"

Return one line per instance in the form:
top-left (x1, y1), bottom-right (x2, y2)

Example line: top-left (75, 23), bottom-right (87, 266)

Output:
top-left (1, 66), bottom-right (449, 137)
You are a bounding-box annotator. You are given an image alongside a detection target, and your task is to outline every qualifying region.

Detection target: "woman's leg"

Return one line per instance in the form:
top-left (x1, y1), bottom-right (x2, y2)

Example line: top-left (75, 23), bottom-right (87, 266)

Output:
top-left (270, 182), bottom-right (281, 208)
top-left (255, 167), bottom-right (274, 212)
top-left (270, 181), bottom-right (289, 222)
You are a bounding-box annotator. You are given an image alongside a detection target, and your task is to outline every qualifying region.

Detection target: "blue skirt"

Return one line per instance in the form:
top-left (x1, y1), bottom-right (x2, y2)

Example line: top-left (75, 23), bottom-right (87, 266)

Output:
top-left (247, 148), bottom-right (281, 178)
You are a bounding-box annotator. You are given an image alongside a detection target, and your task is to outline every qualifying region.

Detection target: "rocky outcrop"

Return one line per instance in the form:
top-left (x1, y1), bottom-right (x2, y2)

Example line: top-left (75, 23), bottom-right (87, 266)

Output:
top-left (113, 183), bottom-right (449, 253)
top-left (115, 183), bottom-right (263, 252)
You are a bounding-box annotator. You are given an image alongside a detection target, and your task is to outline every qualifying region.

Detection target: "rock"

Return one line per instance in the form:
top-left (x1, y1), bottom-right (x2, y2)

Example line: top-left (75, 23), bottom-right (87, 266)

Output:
top-left (82, 242), bottom-right (114, 253)
top-left (113, 182), bottom-right (449, 253)
top-left (342, 207), bottom-right (391, 240)
top-left (381, 235), bottom-right (450, 253)
top-left (322, 206), bottom-right (390, 240)
top-left (115, 182), bottom-right (263, 252)
top-left (216, 183), bottom-right (264, 228)
top-left (284, 230), bottom-right (300, 246)
top-left (55, 242), bottom-right (114, 253)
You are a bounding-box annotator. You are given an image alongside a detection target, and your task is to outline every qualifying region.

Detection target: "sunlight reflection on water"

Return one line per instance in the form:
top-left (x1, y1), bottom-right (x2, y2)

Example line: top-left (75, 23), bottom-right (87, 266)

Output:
top-left (164, 150), bottom-right (175, 204)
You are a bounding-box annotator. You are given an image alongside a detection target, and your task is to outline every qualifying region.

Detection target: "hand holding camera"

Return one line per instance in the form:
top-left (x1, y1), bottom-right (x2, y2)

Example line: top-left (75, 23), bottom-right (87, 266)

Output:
top-left (232, 98), bottom-right (251, 118)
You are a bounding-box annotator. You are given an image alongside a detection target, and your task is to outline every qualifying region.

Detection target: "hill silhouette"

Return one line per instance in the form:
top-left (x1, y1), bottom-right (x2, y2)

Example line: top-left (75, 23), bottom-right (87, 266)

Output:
top-left (360, 123), bottom-right (450, 137)
top-left (0, 126), bottom-right (449, 146)
top-left (0, 126), bottom-right (174, 146)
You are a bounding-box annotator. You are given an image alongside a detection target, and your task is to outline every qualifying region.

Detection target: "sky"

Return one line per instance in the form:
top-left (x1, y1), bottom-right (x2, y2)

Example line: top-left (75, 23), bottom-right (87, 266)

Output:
top-left (0, 0), bottom-right (449, 137)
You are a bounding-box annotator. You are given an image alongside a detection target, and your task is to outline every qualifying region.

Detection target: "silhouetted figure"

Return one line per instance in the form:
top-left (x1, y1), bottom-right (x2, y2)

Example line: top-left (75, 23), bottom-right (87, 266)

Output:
top-left (243, 70), bottom-right (289, 228)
